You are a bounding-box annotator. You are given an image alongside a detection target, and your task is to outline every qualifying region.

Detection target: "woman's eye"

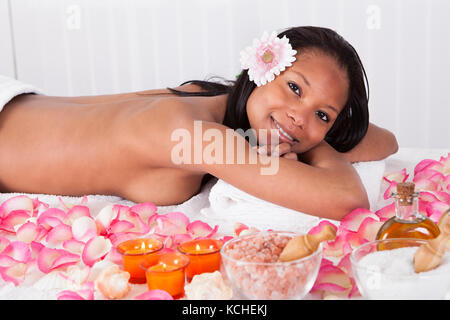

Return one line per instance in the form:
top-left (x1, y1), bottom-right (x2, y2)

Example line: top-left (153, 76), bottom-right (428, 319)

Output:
top-left (288, 82), bottom-right (301, 97)
top-left (316, 111), bottom-right (330, 123)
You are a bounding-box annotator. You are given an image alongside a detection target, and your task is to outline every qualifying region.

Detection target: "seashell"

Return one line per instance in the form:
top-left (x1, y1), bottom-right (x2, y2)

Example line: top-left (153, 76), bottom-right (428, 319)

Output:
top-left (184, 271), bottom-right (232, 300)
top-left (94, 265), bottom-right (130, 299)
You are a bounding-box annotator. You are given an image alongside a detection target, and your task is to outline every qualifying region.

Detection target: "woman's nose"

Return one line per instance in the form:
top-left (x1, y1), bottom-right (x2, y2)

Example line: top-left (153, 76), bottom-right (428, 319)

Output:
top-left (286, 109), bottom-right (306, 129)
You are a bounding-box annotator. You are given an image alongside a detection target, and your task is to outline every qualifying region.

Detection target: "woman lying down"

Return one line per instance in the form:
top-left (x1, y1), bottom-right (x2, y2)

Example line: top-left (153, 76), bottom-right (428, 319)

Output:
top-left (0, 26), bottom-right (398, 221)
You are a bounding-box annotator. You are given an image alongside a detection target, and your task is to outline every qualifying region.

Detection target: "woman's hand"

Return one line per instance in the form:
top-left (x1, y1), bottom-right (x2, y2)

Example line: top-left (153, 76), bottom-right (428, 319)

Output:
top-left (253, 142), bottom-right (298, 161)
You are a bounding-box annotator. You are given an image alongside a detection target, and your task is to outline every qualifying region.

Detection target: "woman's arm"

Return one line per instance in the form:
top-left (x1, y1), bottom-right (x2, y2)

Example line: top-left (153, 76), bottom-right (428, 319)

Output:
top-left (341, 123), bottom-right (398, 163)
top-left (157, 112), bottom-right (369, 220)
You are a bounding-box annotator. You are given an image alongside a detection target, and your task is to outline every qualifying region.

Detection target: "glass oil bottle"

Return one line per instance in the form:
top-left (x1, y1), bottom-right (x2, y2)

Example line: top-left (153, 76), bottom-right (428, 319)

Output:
top-left (376, 182), bottom-right (440, 249)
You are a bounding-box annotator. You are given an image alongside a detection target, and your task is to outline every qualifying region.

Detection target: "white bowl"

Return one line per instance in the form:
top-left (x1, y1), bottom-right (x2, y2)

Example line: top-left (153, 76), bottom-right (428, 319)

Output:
top-left (350, 238), bottom-right (450, 300)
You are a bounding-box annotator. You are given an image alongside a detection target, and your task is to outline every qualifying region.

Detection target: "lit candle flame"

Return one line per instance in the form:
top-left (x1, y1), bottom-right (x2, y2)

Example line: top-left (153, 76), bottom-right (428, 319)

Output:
top-left (141, 241), bottom-right (146, 251)
top-left (196, 244), bottom-right (201, 251)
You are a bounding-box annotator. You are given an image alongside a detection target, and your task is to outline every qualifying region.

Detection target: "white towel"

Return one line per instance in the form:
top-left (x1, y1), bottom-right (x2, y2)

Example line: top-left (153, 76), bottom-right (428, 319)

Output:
top-left (0, 75), bottom-right (43, 112)
top-left (200, 160), bottom-right (385, 234)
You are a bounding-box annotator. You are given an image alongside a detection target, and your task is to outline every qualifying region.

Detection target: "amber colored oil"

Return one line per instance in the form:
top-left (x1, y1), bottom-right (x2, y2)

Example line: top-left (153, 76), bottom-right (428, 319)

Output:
top-left (376, 216), bottom-right (440, 250)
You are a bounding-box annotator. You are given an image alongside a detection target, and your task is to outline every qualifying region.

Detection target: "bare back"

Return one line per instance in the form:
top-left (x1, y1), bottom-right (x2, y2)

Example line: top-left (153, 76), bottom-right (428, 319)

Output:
top-left (0, 85), bottom-right (227, 204)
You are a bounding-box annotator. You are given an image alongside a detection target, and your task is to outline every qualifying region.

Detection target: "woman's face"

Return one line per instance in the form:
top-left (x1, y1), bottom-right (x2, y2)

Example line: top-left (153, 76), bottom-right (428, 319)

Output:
top-left (246, 50), bottom-right (349, 153)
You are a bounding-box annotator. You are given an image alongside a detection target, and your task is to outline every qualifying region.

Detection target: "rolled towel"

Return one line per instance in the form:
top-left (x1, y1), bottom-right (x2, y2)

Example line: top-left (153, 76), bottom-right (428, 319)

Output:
top-left (201, 160), bottom-right (385, 234)
top-left (0, 75), bottom-right (43, 112)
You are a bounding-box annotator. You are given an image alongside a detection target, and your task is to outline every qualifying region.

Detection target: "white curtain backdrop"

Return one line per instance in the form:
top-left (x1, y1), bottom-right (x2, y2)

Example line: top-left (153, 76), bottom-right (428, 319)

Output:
top-left (0, 0), bottom-right (449, 149)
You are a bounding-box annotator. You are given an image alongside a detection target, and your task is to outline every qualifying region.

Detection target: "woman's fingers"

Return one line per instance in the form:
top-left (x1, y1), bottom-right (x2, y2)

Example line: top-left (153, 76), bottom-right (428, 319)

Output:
top-left (271, 142), bottom-right (292, 157)
top-left (282, 152), bottom-right (298, 161)
top-left (256, 143), bottom-right (293, 157)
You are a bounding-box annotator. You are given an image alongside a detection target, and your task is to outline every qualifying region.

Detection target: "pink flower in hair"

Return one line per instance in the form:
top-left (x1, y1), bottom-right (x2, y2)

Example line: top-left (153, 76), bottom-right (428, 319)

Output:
top-left (240, 31), bottom-right (297, 86)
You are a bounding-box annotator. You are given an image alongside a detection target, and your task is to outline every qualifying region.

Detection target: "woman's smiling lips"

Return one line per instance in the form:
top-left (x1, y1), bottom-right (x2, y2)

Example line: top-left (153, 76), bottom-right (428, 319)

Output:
top-left (270, 116), bottom-right (299, 144)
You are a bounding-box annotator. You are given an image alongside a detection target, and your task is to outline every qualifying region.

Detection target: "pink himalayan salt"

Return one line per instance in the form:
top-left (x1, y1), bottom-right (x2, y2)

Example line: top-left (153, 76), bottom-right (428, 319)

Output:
top-left (222, 233), bottom-right (321, 299)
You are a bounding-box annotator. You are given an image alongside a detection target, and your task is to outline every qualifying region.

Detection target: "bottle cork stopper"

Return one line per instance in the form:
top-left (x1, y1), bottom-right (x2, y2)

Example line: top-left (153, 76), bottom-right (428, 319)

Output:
top-left (396, 182), bottom-right (415, 195)
top-left (396, 182), bottom-right (415, 206)
top-left (279, 225), bottom-right (336, 262)
top-left (414, 212), bottom-right (450, 273)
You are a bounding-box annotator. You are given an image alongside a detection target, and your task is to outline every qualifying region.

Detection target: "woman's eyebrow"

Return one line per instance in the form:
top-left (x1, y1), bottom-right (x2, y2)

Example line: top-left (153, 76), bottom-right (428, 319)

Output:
top-left (291, 70), bottom-right (311, 87)
top-left (291, 70), bottom-right (339, 114)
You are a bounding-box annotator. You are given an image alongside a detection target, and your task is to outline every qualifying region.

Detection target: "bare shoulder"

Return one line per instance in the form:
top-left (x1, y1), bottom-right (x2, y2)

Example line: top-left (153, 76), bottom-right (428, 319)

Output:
top-left (128, 94), bottom-right (222, 170)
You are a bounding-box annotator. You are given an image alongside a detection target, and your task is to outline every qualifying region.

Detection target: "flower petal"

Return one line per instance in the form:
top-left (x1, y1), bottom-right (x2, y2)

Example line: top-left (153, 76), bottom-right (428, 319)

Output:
top-left (339, 208), bottom-right (379, 233)
top-left (95, 204), bottom-right (117, 233)
top-left (71, 216), bottom-right (98, 242)
top-left (16, 221), bottom-right (46, 244)
top-left (414, 159), bottom-right (443, 175)
top-left (0, 262), bottom-right (28, 286)
top-left (1, 241), bottom-right (32, 263)
top-left (356, 218), bottom-right (384, 242)
top-left (308, 220), bottom-right (338, 235)
top-left (130, 202), bottom-right (158, 225)
top-left (63, 239), bottom-right (85, 254)
top-left (1, 210), bottom-right (31, 233)
top-left (37, 247), bottom-right (80, 273)
top-left (375, 203), bottom-right (395, 221)
top-left (65, 205), bottom-right (91, 225)
top-left (233, 222), bottom-right (249, 237)
top-left (0, 236), bottom-right (10, 253)
top-left (0, 195), bottom-right (34, 218)
top-left (383, 168), bottom-right (409, 183)
top-left (187, 220), bottom-right (218, 238)
top-left (134, 289), bottom-right (174, 300)
top-left (46, 223), bottom-right (73, 246)
top-left (82, 236), bottom-right (112, 267)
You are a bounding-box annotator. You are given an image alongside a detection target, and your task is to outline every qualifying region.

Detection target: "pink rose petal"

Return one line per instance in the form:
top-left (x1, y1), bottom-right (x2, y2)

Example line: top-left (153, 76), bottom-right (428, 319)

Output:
top-left (383, 168), bottom-right (409, 183)
top-left (414, 159), bottom-right (443, 175)
top-left (37, 208), bottom-right (66, 230)
top-left (46, 223), bottom-right (73, 246)
top-left (0, 236), bottom-right (10, 253)
top-left (150, 212), bottom-right (190, 236)
top-left (63, 239), bottom-right (85, 254)
top-left (95, 204), bottom-right (117, 233)
top-left (439, 153), bottom-right (450, 173)
top-left (32, 197), bottom-right (49, 217)
top-left (356, 218), bottom-right (384, 242)
top-left (72, 216), bottom-right (98, 242)
top-left (130, 202), bottom-right (158, 225)
top-left (109, 220), bottom-right (135, 234)
top-left (0, 262), bottom-right (28, 286)
top-left (37, 247), bottom-right (80, 273)
top-left (65, 205), bottom-right (91, 225)
top-left (383, 180), bottom-right (397, 200)
top-left (171, 233), bottom-right (193, 247)
top-left (16, 221), bottom-right (46, 244)
top-left (426, 200), bottom-right (449, 222)
top-left (187, 220), bottom-right (219, 238)
top-left (375, 203), bottom-right (395, 221)
top-left (339, 208), bottom-right (379, 233)
top-left (0, 210), bottom-right (31, 233)
top-left (420, 191), bottom-right (440, 203)
top-left (0, 195), bottom-right (33, 218)
top-left (311, 264), bottom-right (352, 296)
top-left (82, 236), bottom-right (112, 267)
top-left (233, 222), bottom-right (249, 236)
top-left (57, 282), bottom-right (94, 300)
top-left (116, 210), bottom-right (149, 235)
top-left (1, 241), bottom-right (32, 263)
top-left (308, 220), bottom-right (338, 235)
top-left (134, 289), bottom-right (174, 300)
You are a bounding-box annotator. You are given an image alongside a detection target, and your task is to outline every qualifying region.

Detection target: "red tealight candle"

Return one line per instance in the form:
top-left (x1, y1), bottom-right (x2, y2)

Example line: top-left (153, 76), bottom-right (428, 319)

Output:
top-left (141, 252), bottom-right (190, 299)
top-left (177, 239), bottom-right (223, 281)
top-left (116, 238), bottom-right (163, 284)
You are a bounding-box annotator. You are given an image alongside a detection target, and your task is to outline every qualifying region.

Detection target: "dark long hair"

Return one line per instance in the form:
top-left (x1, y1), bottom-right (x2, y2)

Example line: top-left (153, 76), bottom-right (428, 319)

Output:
top-left (168, 26), bottom-right (369, 153)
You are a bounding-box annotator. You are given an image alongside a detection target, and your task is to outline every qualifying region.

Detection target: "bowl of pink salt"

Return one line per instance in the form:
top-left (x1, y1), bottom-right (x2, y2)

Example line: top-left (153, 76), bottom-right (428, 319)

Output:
top-left (220, 231), bottom-right (322, 300)
top-left (350, 238), bottom-right (450, 300)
